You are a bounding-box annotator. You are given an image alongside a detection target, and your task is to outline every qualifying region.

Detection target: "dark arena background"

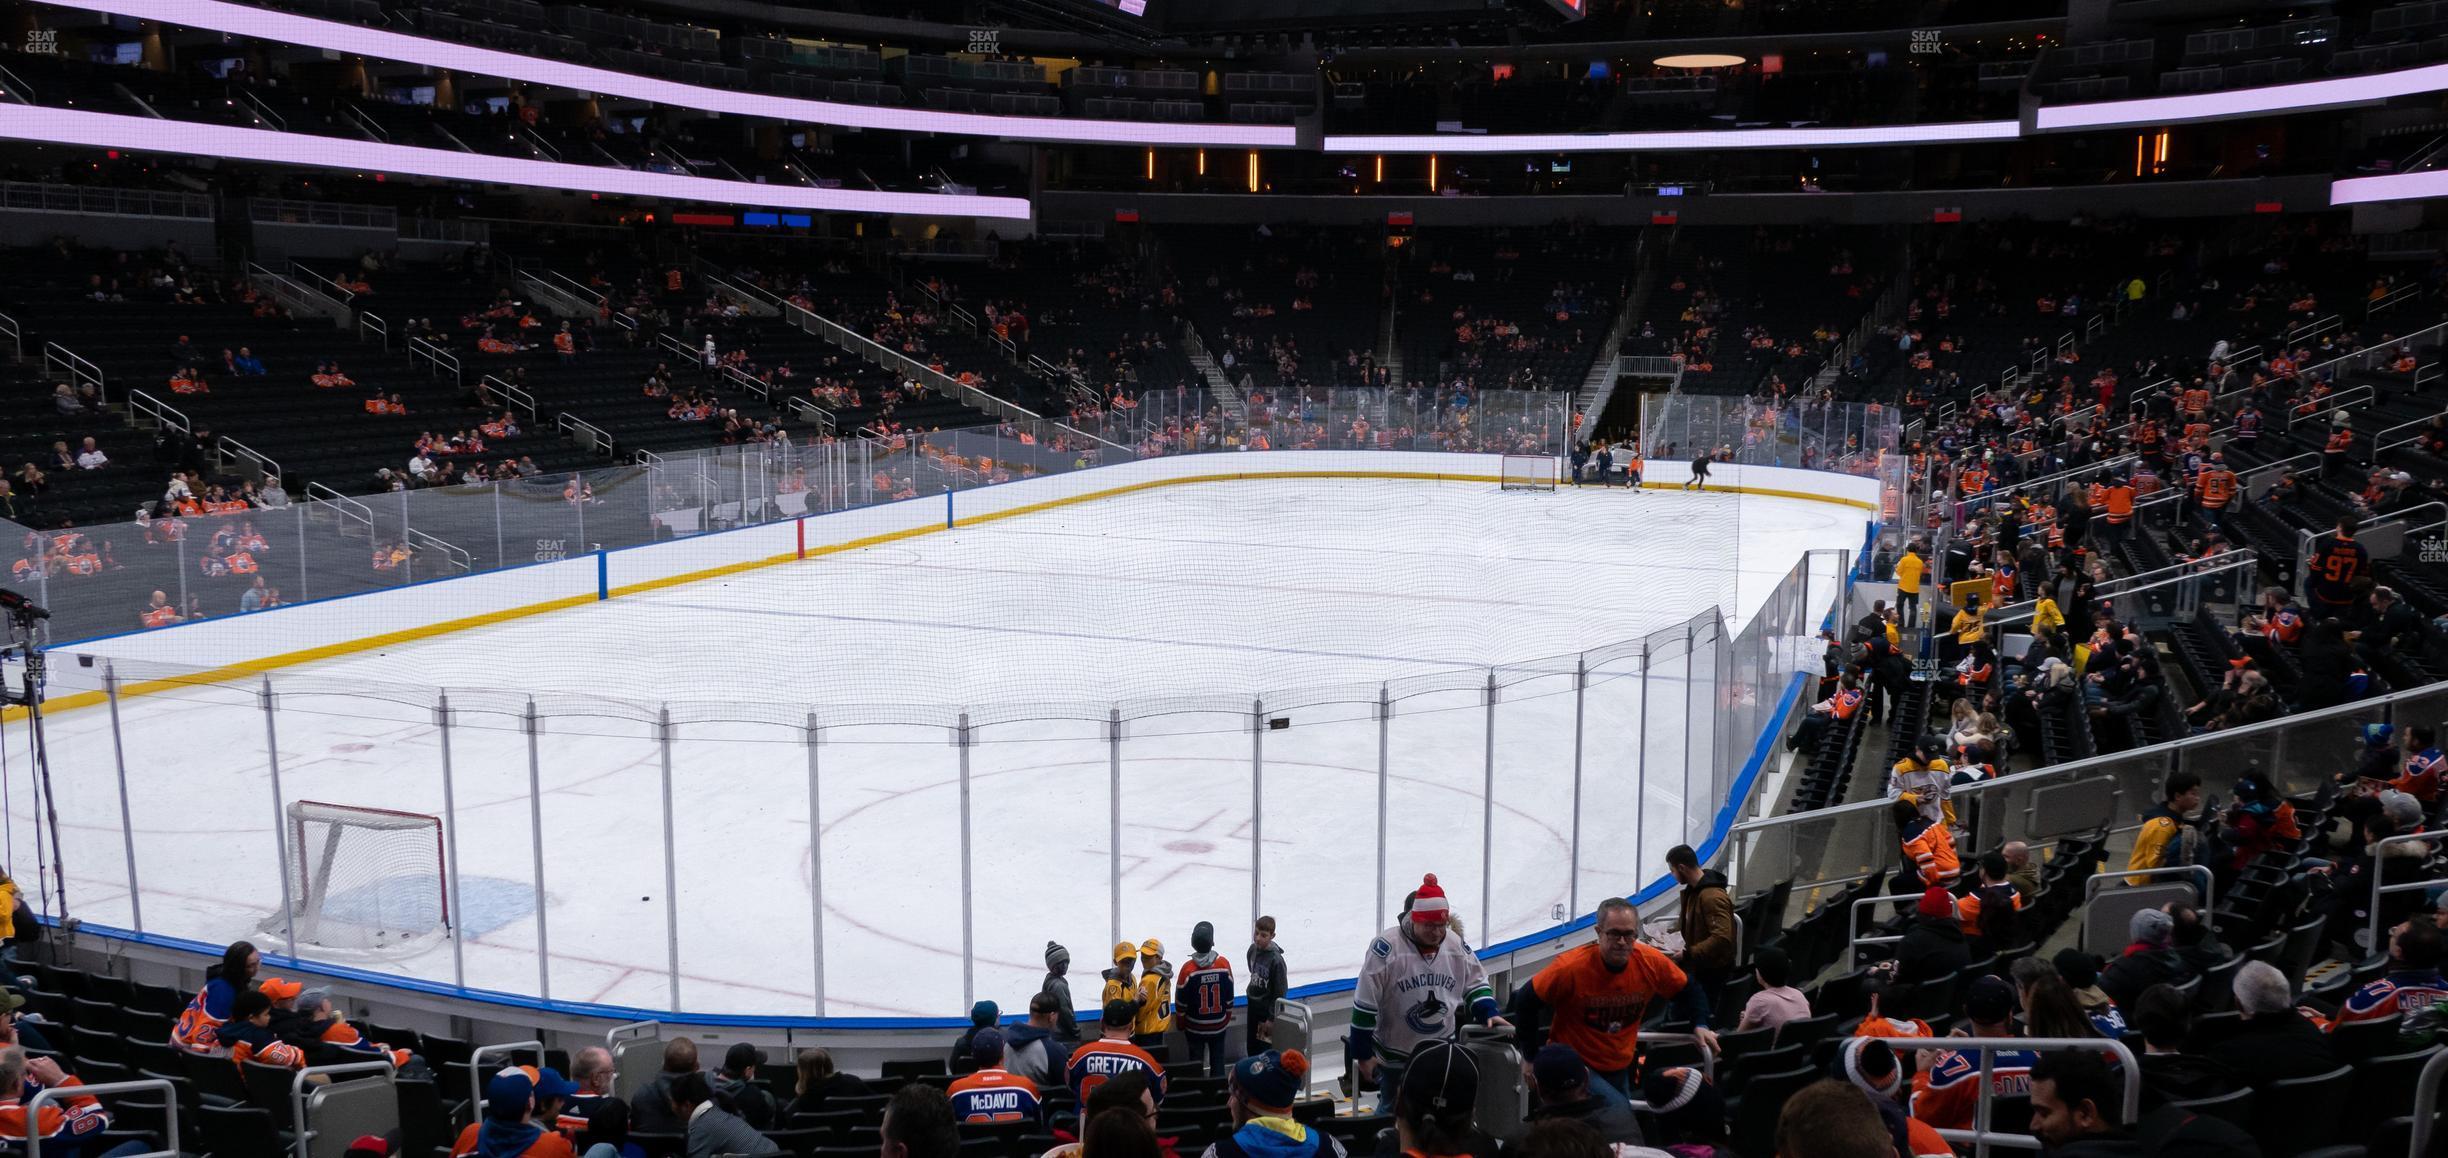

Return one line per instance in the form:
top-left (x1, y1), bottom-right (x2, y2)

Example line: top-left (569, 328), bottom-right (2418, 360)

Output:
top-left (0, 0), bottom-right (2439, 1153)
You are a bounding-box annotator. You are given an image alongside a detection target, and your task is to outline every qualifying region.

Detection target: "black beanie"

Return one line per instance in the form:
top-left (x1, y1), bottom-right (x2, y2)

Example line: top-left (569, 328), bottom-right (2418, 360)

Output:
top-left (1192, 920), bottom-right (1215, 953)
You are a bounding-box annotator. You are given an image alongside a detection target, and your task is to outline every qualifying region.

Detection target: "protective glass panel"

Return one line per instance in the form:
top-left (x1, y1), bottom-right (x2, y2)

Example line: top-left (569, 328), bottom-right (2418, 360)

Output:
top-left (265, 680), bottom-right (450, 965)
top-left (969, 716), bottom-right (1114, 1016)
top-left (111, 679), bottom-right (281, 949)
top-left (669, 716), bottom-right (812, 1016)
top-left (1382, 677), bottom-right (1489, 938)
top-left (1575, 642), bottom-right (1649, 905)
top-left (1115, 709), bottom-right (1252, 1007)
top-left (1257, 694), bottom-right (1385, 990)
top-left (434, 694), bottom-right (547, 997)
top-left (816, 721), bottom-right (964, 1015)
top-left (1486, 660), bottom-right (1582, 946)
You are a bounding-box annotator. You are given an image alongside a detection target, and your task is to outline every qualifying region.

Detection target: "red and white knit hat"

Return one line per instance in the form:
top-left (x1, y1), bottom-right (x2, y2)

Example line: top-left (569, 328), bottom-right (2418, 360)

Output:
top-left (1411, 873), bottom-right (1450, 924)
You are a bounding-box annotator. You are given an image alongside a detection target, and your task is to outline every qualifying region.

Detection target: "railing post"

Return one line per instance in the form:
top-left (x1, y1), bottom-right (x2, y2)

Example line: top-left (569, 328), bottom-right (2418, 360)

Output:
top-left (657, 706), bottom-right (682, 1013)
top-left (1109, 706), bottom-right (1124, 952)
top-left (806, 712), bottom-right (826, 1016)
top-left (957, 712), bottom-right (976, 1007)
top-left (104, 664), bottom-right (142, 933)
top-left (1376, 684), bottom-right (1391, 925)
top-left (1251, 697), bottom-right (1265, 931)
top-left (436, 693), bottom-right (466, 990)
top-left (524, 699), bottom-right (551, 1000)
top-left (1481, 668), bottom-right (1497, 932)
top-left (261, 676), bottom-right (298, 959)
top-left (1569, 656), bottom-right (1587, 916)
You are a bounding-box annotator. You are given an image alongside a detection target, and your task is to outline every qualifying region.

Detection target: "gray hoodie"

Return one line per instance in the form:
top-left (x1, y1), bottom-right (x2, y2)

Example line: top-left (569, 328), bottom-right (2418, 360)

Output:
top-left (1246, 939), bottom-right (1287, 1021)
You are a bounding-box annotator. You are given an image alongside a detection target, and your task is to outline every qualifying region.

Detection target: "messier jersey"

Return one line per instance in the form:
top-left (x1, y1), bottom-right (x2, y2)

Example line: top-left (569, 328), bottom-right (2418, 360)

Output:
top-left (1350, 925), bottom-right (1499, 1065)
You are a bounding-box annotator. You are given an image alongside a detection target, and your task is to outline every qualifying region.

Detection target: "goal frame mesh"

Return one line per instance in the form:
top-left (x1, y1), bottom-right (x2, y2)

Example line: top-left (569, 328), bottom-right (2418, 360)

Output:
top-left (1499, 454), bottom-right (1560, 492)
top-left (284, 800), bottom-right (449, 948)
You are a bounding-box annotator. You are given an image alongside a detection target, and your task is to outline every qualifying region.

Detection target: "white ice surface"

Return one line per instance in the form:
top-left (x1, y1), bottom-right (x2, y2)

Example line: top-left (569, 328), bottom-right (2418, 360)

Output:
top-left (4, 479), bottom-right (1865, 1017)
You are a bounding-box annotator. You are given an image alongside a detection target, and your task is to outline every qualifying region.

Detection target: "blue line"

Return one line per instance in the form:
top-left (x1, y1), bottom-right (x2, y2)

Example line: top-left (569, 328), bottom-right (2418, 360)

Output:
top-left (596, 550), bottom-right (608, 601)
top-left (947, 489), bottom-right (955, 530)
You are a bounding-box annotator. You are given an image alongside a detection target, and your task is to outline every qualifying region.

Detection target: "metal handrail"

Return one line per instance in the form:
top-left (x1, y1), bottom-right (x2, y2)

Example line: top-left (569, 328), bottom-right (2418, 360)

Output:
top-left (288, 261), bottom-right (358, 304)
top-left (2412, 1046), bottom-right (2448, 1157)
top-left (1878, 1038), bottom-right (2140, 1158)
top-left (0, 309), bottom-right (19, 360)
top-left (467, 1040), bottom-right (544, 1111)
top-left (305, 481), bottom-right (373, 534)
top-left (787, 396), bottom-right (835, 432)
top-left (124, 389), bottom-right (189, 436)
top-left (291, 1060), bottom-right (397, 1158)
top-left (44, 341), bottom-right (105, 407)
top-left (560, 412), bottom-right (615, 456)
top-left (25, 1076), bottom-right (178, 1158)
top-left (1848, 891), bottom-right (1929, 956)
top-left (406, 526), bottom-right (473, 575)
top-left (481, 374), bottom-right (538, 419)
top-left (2086, 865), bottom-right (2213, 912)
top-left (2369, 281), bottom-right (2426, 318)
top-left (721, 364), bottom-right (770, 403)
top-left (357, 310), bottom-right (388, 350)
top-left (543, 268), bottom-right (606, 308)
top-left (407, 336), bottom-right (461, 384)
top-left (2369, 829), bottom-right (2444, 954)
top-left (217, 436), bottom-right (283, 483)
top-left (1985, 552), bottom-right (2258, 626)
top-left (2374, 406), bottom-right (2448, 455)
top-left (2286, 312), bottom-right (2343, 347)
top-left (243, 262), bottom-right (329, 319)
top-left (1956, 454), bottom-right (2140, 515)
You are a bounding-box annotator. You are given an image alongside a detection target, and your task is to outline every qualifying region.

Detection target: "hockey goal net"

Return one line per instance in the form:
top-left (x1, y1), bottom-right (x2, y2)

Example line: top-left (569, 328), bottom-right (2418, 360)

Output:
top-left (274, 801), bottom-right (449, 951)
top-left (1500, 454), bottom-right (1560, 492)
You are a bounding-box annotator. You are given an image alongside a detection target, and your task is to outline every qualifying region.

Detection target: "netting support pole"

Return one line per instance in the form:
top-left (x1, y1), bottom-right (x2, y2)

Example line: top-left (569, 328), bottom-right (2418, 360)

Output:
top-left (1568, 655), bottom-right (1586, 918)
top-left (1480, 668), bottom-right (1496, 932)
top-left (1250, 698), bottom-right (1264, 932)
top-left (656, 707), bottom-right (681, 1013)
top-left (1374, 684), bottom-right (1390, 926)
top-left (805, 713), bottom-right (826, 1017)
top-left (1686, 622), bottom-right (1702, 848)
top-left (295, 502), bottom-right (309, 602)
top-left (492, 484), bottom-right (505, 567)
top-left (103, 664), bottom-right (141, 933)
top-left (175, 534), bottom-right (188, 613)
top-left (436, 692), bottom-right (466, 991)
top-left (524, 699), bottom-right (551, 1000)
top-left (1107, 707), bottom-right (1122, 952)
top-left (1635, 647), bottom-right (1650, 882)
top-left (401, 488), bottom-right (414, 585)
top-left (261, 676), bottom-right (298, 960)
top-left (956, 713), bottom-right (975, 1008)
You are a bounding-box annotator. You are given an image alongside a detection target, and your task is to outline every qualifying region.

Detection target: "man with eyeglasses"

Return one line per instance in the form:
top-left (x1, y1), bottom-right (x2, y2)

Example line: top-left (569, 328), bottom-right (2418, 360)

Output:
top-left (1510, 898), bottom-right (1718, 1099)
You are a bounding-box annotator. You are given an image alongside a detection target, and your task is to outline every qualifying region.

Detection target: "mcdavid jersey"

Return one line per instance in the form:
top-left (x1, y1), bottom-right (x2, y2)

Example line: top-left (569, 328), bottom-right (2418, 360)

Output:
top-left (1351, 925), bottom-right (1496, 1064)
top-left (947, 1069), bottom-right (1042, 1123)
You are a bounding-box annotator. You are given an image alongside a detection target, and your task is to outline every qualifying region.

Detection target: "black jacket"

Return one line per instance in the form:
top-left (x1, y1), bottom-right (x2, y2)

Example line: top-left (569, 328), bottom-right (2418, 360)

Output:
top-left (1896, 916), bottom-right (1971, 985)
top-left (2218, 1011), bottom-right (2337, 1089)
top-left (2137, 1052), bottom-right (2236, 1112)
top-left (2097, 945), bottom-right (2191, 1010)
top-left (1527, 1096), bottom-right (1645, 1146)
top-left (629, 1073), bottom-right (685, 1135)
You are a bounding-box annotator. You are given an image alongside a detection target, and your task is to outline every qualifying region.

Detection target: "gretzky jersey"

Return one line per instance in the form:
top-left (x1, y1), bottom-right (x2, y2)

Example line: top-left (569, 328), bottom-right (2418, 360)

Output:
top-left (948, 1068), bottom-right (1042, 1123)
top-left (1174, 954), bottom-right (1235, 1036)
top-left (1350, 925), bottom-right (1498, 1065)
top-left (1065, 1039), bottom-right (1167, 1105)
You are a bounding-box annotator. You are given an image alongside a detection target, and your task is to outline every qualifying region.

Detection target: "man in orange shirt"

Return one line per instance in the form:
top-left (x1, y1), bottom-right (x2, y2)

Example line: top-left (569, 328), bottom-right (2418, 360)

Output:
top-left (1510, 897), bottom-right (1716, 1098)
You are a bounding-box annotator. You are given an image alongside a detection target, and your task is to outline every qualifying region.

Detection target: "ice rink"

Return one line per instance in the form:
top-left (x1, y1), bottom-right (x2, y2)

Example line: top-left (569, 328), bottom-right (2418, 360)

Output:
top-left (5, 477), bottom-right (1866, 1016)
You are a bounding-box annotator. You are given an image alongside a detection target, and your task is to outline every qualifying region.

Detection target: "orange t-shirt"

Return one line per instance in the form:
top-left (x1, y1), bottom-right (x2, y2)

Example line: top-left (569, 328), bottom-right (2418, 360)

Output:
top-left (1528, 941), bottom-right (1690, 1074)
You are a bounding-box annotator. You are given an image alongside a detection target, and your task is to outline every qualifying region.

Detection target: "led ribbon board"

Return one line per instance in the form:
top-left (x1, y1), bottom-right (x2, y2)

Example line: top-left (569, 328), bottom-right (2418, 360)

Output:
top-left (0, 104), bottom-right (1035, 218)
top-left (1321, 120), bottom-right (2021, 154)
top-left (33, 0), bottom-right (1298, 148)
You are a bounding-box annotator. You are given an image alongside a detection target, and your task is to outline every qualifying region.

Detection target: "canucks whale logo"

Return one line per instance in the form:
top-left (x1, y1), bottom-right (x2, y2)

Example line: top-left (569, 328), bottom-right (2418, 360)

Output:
top-left (1404, 989), bottom-right (1451, 1036)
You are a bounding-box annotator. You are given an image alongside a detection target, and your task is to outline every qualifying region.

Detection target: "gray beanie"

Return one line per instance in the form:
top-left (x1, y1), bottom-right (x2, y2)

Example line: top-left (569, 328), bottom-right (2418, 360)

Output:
top-left (2130, 908), bottom-right (2175, 948)
top-left (1045, 941), bottom-right (1070, 970)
